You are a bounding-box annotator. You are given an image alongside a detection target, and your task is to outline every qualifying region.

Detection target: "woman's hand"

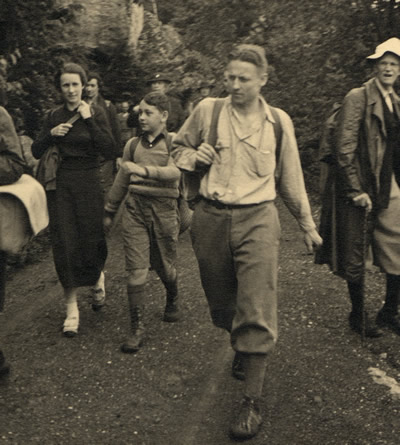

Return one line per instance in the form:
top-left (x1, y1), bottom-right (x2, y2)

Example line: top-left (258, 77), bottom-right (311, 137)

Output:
top-left (103, 214), bottom-right (114, 236)
top-left (353, 193), bottom-right (372, 212)
top-left (77, 100), bottom-right (92, 120)
top-left (50, 123), bottom-right (72, 137)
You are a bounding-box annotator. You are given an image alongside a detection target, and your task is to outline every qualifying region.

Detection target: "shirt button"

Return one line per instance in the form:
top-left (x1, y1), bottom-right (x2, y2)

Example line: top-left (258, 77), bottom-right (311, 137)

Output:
top-left (149, 144), bottom-right (152, 147)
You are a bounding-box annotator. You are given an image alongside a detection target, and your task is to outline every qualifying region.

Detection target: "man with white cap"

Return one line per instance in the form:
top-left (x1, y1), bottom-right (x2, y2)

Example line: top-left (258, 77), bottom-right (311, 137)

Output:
top-left (317, 37), bottom-right (400, 337)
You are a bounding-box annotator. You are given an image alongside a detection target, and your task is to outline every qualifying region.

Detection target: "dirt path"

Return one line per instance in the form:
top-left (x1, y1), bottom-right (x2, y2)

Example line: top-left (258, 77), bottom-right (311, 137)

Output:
top-left (1, 200), bottom-right (400, 445)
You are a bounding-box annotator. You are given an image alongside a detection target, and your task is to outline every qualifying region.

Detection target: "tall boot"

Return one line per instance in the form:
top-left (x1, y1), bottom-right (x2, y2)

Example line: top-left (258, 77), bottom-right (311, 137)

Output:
top-left (163, 278), bottom-right (179, 323)
top-left (347, 280), bottom-right (382, 338)
top-left (376, 274), bottom-right (400, 335)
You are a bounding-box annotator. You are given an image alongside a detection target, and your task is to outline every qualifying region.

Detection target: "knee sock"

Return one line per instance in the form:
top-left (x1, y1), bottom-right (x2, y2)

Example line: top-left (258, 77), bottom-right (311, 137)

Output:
top-left (127, 284), bottom-right (146, 333)
top-left (384, 274), bottom-right (400, 315)
top-left (127, 284), bottom-right (147, 308)
top-left (243, 354), bottom-right (268, 400)
top-left (161, 270), bottom-right (178, 298)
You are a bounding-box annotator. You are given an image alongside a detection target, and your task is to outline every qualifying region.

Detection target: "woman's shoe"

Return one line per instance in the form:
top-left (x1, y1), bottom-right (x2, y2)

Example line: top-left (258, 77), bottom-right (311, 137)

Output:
top-left (63, 314), bottom-right (79, 337)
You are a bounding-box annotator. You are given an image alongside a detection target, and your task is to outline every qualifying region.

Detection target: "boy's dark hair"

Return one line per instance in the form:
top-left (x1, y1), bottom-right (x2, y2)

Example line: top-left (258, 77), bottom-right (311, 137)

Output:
top-left (55, 62), bottom-right (87, 90)
top-left (142, 92), bottom-right (170, 113)
top-left (228, 44), bottom-right (268, 73)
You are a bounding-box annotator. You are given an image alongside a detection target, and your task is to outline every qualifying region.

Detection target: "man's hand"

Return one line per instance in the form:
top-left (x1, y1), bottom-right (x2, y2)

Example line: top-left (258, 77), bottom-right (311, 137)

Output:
top-left (103, 214), bottom-right (114, 235)
top-left (121, 161), bottom-right (147, 177)
top-left (353, 193), bottom-right (372, 212)
top-left (304, 228), bottom-right (323, 253)
top-left (195, 143), bottom-right (220, 168)
top-left (51, 123), bottom-right (72, 137)
top-left (77, 100), bottom-right (92, 120)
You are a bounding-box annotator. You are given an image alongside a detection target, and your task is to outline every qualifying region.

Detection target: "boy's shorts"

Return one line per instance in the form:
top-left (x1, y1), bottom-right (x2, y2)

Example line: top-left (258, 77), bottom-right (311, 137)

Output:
top-left (122, 193), bottom-right (179, 273)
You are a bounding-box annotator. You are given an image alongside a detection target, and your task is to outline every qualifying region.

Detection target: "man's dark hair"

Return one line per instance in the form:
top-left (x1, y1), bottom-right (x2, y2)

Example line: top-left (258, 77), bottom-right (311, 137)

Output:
top-left (142, 92), bottom-right (170, 113)
top-left (87, 71), bottom-right (103, 89)
top-left (55, 62), bottom-right (87, 89)
top-left (228, 44), bottom-right (268, 73)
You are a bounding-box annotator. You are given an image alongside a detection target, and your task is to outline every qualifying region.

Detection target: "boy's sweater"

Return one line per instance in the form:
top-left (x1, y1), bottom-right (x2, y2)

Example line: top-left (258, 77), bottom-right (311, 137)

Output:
top-left (105, 130), bottom-right (181, 214)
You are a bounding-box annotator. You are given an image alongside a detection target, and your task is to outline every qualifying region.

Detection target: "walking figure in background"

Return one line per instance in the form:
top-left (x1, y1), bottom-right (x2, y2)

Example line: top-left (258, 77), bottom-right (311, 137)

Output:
top-left (32, 63), bottom-right (117, 337)
top-left (0, 89), bottom-right (26, 380)
top-left (316, 38), bottom-right (400, 338)
top-left (127, 73), bottom-right (186, 135)
top-left (117, 99), bottom-right (136, 146)
top-left (85, 72), bottom-right (122, 310)
top-left (104, 92), bottom-right (181, 354)
top-left (0, 84), bottom-right (48, 378)
top-left (172, 44), bottom-right (322, 440)
top-left (188, 80), bottom-right (215, 113)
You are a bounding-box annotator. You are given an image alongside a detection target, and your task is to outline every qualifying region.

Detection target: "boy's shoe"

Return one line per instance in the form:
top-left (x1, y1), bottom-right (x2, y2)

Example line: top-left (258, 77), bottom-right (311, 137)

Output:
top-left (121, 305), bottom-right (144, 353)
top-left (229, 396), bottom-right (262, 440)
top-left (163, 292), bottom-right (179, 323)
top-left (92, 271), bottom-right (106, 311)
top-left (163, 302), bottom-right (179, 323)
top-left (232, 352), bottom-right (245, 381)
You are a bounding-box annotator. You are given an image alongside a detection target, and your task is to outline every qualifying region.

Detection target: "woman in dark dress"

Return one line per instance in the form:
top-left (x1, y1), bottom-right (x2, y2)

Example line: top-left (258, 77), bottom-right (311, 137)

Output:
top-left (32, 63), bottom-right (117, 337)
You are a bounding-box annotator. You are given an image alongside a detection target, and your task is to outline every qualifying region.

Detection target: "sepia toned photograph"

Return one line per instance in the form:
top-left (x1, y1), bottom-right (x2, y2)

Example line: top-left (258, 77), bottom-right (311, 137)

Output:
top-left (1, 1), bottom-right (400, 444)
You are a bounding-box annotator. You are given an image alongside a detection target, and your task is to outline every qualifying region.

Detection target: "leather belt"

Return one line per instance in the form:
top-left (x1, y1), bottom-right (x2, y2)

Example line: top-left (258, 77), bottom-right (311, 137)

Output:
top-left (202, 198), bottom-right (268, 210)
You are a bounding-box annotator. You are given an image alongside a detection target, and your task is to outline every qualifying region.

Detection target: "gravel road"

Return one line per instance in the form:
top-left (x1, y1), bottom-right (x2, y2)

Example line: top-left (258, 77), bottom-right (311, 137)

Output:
top-left (0, 199), bottom-right (399, 445)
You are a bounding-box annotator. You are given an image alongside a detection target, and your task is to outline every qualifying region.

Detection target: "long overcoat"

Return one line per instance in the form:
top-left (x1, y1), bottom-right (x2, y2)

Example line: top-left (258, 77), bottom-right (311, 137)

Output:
top-left (316, 78), bottom-right (400, 282)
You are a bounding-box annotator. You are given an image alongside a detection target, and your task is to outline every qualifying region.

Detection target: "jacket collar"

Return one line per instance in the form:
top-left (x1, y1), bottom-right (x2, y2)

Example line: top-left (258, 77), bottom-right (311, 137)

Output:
top-left (364, 77), bottom-right (400, 105)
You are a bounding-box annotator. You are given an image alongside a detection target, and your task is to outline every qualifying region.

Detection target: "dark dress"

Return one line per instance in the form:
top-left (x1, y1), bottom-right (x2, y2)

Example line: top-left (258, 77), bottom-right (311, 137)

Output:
top-left (32, 105), bottom-right (117, 288)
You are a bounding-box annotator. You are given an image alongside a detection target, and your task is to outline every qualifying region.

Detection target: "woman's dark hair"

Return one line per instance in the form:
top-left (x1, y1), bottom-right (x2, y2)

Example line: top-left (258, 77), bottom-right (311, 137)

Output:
top-left (142, 92), bottom-right (170, 113)
top-left (228, 44), bottom-right (268, 73)
top-left (55, 63), bottom-right (87, 90)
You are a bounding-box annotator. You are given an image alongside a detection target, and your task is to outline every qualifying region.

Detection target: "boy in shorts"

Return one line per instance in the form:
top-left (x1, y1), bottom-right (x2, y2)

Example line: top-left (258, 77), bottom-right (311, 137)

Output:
top-left (104, 92), bottom-right (181, 353)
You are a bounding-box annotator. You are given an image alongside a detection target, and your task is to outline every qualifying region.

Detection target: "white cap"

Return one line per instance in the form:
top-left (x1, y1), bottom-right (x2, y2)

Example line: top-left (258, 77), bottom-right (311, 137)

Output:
top-left (366, 37), bottom-right (400, 60)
